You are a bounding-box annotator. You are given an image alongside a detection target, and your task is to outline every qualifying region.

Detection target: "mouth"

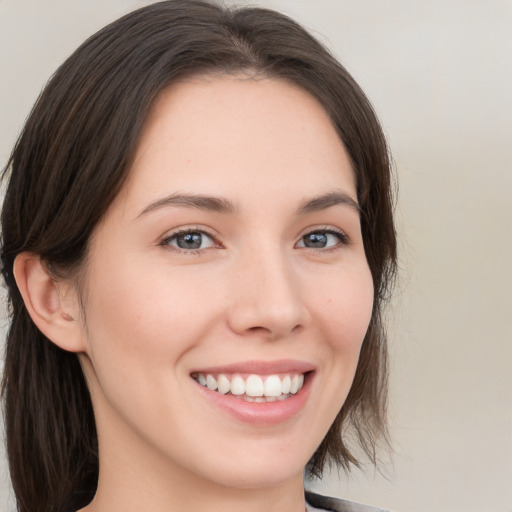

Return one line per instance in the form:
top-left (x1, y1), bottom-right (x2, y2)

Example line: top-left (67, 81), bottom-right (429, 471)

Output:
top-left (190, 361), bottom-right (315, 425)
top-left (191, 372), bottom-right (306, 403)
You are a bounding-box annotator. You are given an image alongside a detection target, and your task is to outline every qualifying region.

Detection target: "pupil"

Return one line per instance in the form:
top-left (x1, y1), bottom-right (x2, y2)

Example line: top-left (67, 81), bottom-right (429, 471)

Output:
top-left (178, 233), bottom-right (202, 249)
top-left (305, 233), bottom-right (327, 248)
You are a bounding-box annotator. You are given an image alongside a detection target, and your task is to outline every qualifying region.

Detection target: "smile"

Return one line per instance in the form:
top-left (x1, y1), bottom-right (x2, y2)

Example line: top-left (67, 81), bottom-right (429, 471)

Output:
top-left (190, 360), bottom-right (315, 425)
top-left (192, 373), bottom-right (305, 402)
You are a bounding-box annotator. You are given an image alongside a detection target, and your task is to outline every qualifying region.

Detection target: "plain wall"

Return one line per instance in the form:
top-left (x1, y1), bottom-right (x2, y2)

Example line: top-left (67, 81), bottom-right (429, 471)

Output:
top-left (1, 1), bottom-right (511, 511)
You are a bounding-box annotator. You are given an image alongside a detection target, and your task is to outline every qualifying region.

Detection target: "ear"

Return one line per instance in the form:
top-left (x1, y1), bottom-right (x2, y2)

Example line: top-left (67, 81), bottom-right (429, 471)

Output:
top-left (13, 252), bottom-right (86, 353)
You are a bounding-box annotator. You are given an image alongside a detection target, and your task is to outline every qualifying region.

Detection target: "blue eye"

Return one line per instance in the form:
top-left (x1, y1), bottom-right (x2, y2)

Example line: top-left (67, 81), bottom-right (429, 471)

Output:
top-left (297, 230), bottom-right (347, 249)
top-left (163, 230), bottom-right (216, 251)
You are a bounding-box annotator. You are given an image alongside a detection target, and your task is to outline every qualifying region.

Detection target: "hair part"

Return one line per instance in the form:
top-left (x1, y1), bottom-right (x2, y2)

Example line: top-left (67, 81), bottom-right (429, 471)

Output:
top-left (1, 1), bottom-right (397, 510)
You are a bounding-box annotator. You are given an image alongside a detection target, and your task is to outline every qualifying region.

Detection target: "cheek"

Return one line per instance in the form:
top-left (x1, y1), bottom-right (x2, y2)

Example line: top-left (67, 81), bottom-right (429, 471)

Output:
top-left (81, 256), bottom-right (223, 373)
top-left (308, 263), bottom-right (374, 383)
top-left (316, 266), bottom-right (373, 340)
top-left (297, 264), bottom-right (374, 440)
top-left (78, 259), bottom-right (218, 434)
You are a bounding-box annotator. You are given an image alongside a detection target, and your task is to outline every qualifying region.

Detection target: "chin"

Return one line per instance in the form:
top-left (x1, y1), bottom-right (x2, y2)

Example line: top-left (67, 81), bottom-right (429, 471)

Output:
top-left (205, 464), bottom-right (304, 491)
top-left (187, 439), bottom-right (312, 490)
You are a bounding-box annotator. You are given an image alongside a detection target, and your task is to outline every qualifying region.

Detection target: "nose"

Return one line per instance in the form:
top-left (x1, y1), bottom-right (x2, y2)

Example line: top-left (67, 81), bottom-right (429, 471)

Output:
top-left (226, 248), bottom-right (309, 340)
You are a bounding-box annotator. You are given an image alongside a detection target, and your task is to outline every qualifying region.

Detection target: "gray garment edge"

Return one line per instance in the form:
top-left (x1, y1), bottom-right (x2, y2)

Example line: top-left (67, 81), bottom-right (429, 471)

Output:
top-left (306, 491), bottom-right (389, 512)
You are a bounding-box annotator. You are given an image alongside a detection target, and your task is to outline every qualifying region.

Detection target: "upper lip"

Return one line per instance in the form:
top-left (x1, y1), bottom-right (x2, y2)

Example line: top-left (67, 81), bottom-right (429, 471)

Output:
top-left (190, 359), bottom-right (316, 375)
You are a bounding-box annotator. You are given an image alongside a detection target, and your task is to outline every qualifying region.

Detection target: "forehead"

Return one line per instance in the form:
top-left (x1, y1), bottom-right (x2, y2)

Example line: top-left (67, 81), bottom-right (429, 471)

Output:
top-left (120, 75), bottom-right (356, 211)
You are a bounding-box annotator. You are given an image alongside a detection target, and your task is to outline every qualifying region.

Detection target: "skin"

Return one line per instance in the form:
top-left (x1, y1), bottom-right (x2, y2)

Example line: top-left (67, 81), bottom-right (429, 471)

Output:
top-left (17, 76), bottom-right (374, 512)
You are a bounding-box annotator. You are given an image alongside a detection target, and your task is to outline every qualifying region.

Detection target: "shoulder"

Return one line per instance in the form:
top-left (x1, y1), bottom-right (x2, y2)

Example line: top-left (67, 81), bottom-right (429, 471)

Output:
top-left (306, 491), bottom-right (390, 512)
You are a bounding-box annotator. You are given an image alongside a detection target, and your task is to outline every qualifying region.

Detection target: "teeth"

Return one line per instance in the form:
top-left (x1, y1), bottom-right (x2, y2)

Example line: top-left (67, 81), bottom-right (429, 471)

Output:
top-left (290, 375), bottom-right (299, 394)
top-left (231, 376), bottom-right (245, 396)
top-left (264, 375), bottom-right (283, 397)
top-left (206, 374), bottom-right (217, 391)
top-left (281, 375), bottom-right (291, 394)
top-left (193, 372), bottom-right (306, 400)
top-left (217, 374), bottom-right (230, 394)
top-left (246, 375), bottom-right (264, 397)
top-left (291, 375), bottom-right (305, 394)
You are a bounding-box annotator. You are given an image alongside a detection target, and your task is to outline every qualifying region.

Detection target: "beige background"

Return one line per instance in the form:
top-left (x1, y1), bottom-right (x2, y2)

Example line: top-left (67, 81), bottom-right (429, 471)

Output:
top-left (1, 1), bottom-right (511, 511)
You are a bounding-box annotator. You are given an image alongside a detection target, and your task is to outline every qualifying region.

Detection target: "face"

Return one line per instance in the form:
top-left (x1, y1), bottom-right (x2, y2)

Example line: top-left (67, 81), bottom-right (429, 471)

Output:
top-left (76, 76), bottom-right (374, 491)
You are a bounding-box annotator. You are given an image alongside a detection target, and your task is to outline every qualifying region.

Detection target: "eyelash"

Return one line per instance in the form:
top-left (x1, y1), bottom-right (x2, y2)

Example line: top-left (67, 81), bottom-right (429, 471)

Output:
top-left (159, 226), bottom-right (349, 254)
top-left (297, 226), bottom-right (349, 253)
top-left (160, 227), bottom-right (220, 255)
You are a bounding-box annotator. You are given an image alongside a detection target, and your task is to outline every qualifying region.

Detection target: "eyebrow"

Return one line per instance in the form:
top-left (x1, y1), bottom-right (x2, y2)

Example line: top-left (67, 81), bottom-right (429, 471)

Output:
top-left (296, 191), bottom-right (360, 215)
top-left (137, 190), bottom-right (359, 219)
top-left (137, 193), bottom-right (238, 218)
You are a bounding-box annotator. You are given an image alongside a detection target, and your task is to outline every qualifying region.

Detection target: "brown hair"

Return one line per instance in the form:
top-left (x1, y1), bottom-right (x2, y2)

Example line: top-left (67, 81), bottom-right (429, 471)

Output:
top-left (1, 1), bottom-right (397, 511)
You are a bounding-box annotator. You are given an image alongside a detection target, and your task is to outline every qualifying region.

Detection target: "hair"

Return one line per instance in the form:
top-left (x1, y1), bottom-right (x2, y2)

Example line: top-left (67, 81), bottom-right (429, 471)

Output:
top-left (1, 1), bottom-right (397, 511)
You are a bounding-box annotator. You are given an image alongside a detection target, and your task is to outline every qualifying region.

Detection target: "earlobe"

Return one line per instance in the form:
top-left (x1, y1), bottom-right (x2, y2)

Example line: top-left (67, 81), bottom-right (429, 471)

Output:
top-left (13, 252), bottom-right (85, 353)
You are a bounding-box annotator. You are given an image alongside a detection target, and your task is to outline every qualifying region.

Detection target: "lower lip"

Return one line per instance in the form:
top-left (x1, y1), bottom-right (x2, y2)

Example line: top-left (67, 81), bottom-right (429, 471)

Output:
top-left (194, 373), bottom-right (314, 426)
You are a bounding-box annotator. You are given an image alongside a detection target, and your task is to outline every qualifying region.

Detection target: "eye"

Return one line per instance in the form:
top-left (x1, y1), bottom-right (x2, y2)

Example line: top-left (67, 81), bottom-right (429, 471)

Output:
top-left (296, 229), bottom-right (348, 250)
top-left (161, 229), bottom-right (217, 251)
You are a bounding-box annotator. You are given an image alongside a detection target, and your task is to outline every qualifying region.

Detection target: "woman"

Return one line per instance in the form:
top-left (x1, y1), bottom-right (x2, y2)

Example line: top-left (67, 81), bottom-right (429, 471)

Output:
top-left (1, 1), bottom-right (397, 511)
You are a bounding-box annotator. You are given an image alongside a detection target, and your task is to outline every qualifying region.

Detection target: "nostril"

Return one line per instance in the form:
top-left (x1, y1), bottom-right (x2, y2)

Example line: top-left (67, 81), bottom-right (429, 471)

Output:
top-left (247, 325), bottom-right (270, 334)
top-left (245, 323), bottom-right (303, 340)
